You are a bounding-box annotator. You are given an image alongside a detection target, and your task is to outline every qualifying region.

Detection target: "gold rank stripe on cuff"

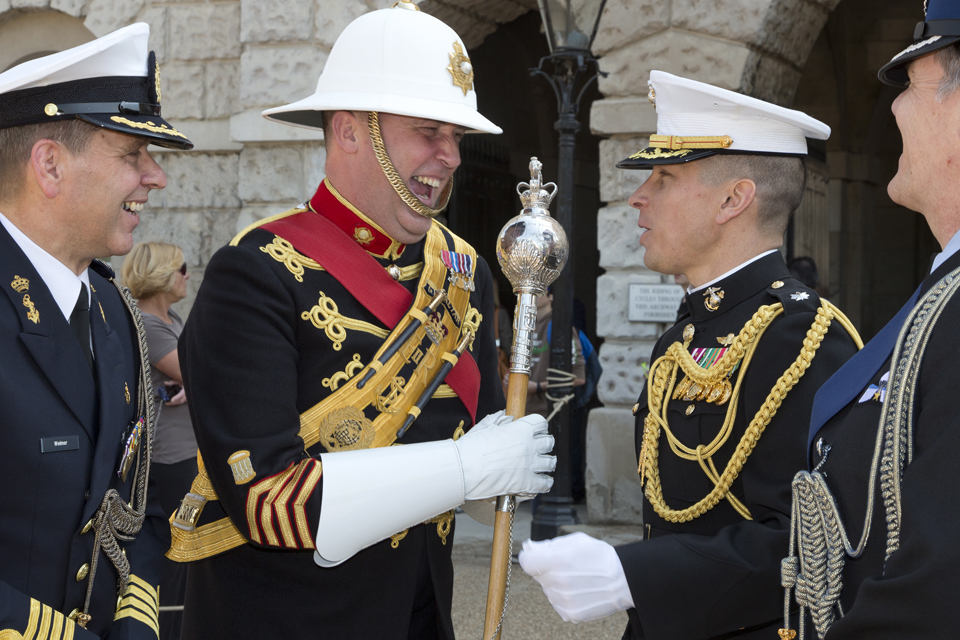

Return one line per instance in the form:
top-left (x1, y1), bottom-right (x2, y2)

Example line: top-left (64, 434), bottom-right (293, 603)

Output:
top-left (114, 575), bottom-right (159, 639)
top-left (245, 458), bottom-right (322, 549)
top-left (649, 134), bottom-right (734, 150)
top-left (1, 599), bottom-right (77, 640)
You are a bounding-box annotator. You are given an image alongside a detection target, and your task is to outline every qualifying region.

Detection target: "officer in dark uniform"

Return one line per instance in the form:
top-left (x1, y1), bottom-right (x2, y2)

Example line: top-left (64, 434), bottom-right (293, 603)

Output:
top-left (780, 2), bottom-right (960, 638)
top-left (169, 3), bottom-right (555, 639)
top-left (519, 71), bottom-right (861, 639)
top-left (0, 23), bottom-right (193, 640)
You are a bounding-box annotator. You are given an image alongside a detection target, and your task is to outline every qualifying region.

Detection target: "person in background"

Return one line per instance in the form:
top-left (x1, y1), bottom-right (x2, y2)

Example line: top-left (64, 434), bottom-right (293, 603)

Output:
top-left (787, 256), bottom-right (819, 291)
top-left (121, 241), bottom-right (196, 640)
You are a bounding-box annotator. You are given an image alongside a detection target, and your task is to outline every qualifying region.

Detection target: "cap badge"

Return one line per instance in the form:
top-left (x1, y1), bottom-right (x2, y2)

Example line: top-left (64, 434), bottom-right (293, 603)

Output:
top-left (703, 287), bottom-right (724, 312)
top-left (155, 61), bottom-right (162, 103)
top-left (647, 81), bottom-right (656, 108)
top-left (447, 41), bottom-right (474, 96)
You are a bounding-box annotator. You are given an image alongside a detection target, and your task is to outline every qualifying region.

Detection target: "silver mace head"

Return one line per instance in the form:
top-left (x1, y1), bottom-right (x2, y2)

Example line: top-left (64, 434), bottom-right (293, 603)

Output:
top-left (496, 157), bottom-right (568, 295)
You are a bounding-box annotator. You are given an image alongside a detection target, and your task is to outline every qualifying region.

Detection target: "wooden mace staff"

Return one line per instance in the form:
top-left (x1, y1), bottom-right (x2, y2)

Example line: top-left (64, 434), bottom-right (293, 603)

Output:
top-left (483, 157), bottom-right (568, 639)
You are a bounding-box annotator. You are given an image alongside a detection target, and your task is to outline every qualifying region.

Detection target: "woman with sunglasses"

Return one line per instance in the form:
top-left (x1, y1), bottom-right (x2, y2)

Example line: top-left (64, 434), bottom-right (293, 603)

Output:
top-left (121, 241), bottom-right (194, 640)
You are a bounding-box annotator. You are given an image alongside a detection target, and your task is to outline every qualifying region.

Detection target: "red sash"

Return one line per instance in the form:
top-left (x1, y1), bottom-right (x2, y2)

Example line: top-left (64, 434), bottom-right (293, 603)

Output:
top-left (261, 193), bottom-right (480, 424)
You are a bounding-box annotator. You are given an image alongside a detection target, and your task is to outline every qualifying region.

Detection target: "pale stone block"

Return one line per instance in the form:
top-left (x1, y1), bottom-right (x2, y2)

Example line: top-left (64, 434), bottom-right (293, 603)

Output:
top-left (597, 203), bottom-right (645, 269)
top-left (753, 0), bottom-right (829, 67)
top-left (240, 45), bottom-right (327, 108)
top-left (169, 2), bottom-right (241, 60)
top-left (598, 29), bottom-right (751, 99)
top-left (206, 60), bottom-right (239, 119)
top-left (742, 51), bottom-right (802, 107)
top-left (139, 5), bottom-right (166, 62)
top-left (596, 340), bottom-right (656, 407)
top-left (84, 0), bottom-right (145, 37)
top-left (596, 272), bottom-right (665, 340)
top-left (157, 152), bottom-right (241, 209)
top-left (303, 143), bottom-right (327, 197)
top-left (598, 138), bottom-right (647, 204)
top-left (314, 0), bottom-right (376, 49)
top-left (238, 145), bottom-right (305, 203)
top-left (242, 0), bottom-right (312, 43)
top-left (0, 0), bottom-right (10, 13)
top-left (151, 119), bottom-right (242, 153)
top-left (592, 0), bottom-right (668, 57)
top-left (133, 210), bottom-right (204, 266)
top-left (672, 0), bottom-right (769, 45)
top-left (586, 408), bottom-right (643, 524)
top-left (230, 109), bottom-right (325, 143)
top-left (161, 62), bottom-right (204, 120)
top-left (590, 97), bottom-right (657, 136)
top-left (199, 209), bottom-right (242, 264)
top-left (236, 203), bottom-right (301, 236)
top-left (50, 0), bottom-right (86, 17)
top-left (12, 0), bottom-right (50, 9)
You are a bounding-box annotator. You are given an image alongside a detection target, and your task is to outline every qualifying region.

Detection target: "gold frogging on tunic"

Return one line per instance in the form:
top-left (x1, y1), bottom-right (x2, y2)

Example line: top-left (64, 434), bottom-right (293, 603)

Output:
top-left (228, 450), bottom-right (256, 485)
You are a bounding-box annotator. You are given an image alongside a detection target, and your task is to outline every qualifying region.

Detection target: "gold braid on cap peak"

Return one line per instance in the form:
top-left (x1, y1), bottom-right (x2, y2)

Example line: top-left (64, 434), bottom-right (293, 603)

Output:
top-left (649, 134), bottom-right (734, 150)
top-left (367, 111), bottom-right (453, 219)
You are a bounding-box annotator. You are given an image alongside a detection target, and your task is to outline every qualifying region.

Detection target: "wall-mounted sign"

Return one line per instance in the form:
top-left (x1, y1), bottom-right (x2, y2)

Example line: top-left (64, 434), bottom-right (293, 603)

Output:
top-left (628, 283), bottom-right (686, 323)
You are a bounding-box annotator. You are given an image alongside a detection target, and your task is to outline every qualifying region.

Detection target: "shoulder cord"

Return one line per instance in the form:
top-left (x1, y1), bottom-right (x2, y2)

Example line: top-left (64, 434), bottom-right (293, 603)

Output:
top-left (640, 301), bottom-right (858, 524)
top-left (780, 269), bottom-right (960, 640)
top-left (544, 368), bottom-right (577, 422)
top-left (78, 273), bottom-right (156, 627)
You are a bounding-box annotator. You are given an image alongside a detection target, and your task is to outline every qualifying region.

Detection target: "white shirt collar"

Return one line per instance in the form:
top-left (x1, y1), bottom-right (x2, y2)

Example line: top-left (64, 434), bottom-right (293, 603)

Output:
top-left (688, 249), bottom-right (779, 294)
top-left (0, 210), bottom-right (90, 322)
top-left (930, 228), bottom-right (960, 274)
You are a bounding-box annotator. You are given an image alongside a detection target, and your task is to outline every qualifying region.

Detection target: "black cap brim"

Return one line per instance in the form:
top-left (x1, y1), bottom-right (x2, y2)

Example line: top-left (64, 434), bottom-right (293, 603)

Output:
top-left (78, 113), bottom-right (193, 150)
top-left (879, 34), bottom-right (960, 87)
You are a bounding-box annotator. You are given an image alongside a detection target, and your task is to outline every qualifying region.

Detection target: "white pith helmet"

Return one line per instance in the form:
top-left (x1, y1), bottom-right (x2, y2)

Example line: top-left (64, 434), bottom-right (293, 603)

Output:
top-left (261, 1), bottom-right (501, 135)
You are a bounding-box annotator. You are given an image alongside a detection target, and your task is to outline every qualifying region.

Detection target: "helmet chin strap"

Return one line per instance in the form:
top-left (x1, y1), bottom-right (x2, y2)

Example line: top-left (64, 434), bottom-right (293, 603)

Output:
top-left (367, 111), bottom-right (453, 219)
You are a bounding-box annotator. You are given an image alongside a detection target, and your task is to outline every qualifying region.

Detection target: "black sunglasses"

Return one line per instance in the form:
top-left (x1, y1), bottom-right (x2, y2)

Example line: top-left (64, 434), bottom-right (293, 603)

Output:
top-left (179, 263), bottom-right (187, 276)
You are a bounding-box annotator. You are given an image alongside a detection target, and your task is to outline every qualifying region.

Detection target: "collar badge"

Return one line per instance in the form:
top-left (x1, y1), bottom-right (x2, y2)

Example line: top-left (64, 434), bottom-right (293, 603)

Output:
top-left (703, 287), bottom-right (724, 312)
top-left (10, 275), bottom-right (28, 293)
top-left (447, 41), bottom-right (474, 96)
top-left (354, 226), bottom-right (374, 245)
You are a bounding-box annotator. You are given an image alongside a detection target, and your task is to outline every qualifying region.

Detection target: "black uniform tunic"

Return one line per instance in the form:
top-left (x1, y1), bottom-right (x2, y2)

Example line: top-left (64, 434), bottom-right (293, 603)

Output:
top-left (0, 223), bottom-right (165, 640)
top-left (802, 249), bottom-right (960, 639)
top-left (617, 253), bottom-right (859, 640)
top-left (178, 185), bottom-right (504, 640)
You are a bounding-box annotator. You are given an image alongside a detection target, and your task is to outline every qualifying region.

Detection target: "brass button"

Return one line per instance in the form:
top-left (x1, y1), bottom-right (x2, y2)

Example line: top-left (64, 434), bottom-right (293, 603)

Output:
top-left (771, 280), bottom-right (784, 289)
top-left (67, 608), bottom-right (80, 621)
top-left (81, 519), bottom-right (94, 534)
top-left (632, 403), bottom-right (640, 415)
top-left (44, 103), bottom-right (58, 116)
top-left (117, 595), bottom-right (123, 612)
top-left (76, 563), bottom-right (89, 581)
top-left (685, 404), bottom-right (695, 416)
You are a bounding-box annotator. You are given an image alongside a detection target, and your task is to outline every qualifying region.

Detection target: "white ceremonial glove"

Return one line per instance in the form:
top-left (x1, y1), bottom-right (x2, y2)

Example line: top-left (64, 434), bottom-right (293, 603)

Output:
top-left (519, 532), bottom-right (635, 623)
top-left (454, 411), bottom-right (555, 501)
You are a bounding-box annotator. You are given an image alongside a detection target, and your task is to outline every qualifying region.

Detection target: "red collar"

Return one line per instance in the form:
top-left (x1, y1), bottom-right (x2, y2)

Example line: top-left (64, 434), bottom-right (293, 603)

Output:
top-left (309, 179), bottom-right (406, 261)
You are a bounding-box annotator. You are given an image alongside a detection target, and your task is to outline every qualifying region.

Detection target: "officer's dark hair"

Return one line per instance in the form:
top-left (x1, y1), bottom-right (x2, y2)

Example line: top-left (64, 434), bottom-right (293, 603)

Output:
top-left (697, 153), bottom-right (806, 237)
top-left (0, 120), bottom-right (99, 204)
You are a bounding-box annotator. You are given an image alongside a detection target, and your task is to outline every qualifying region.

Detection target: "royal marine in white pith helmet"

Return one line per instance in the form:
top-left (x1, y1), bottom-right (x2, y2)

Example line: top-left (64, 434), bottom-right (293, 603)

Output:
top-left (172, 3), bottom-right (554, 639)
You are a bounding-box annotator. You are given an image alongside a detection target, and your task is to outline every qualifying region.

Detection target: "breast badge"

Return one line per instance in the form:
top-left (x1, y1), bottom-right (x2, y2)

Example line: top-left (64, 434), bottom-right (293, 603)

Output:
top-left (319, 406), bottom-right (375, 451)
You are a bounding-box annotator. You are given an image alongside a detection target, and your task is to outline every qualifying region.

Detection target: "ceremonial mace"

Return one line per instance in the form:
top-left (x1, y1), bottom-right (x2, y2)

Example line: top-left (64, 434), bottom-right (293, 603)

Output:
top-left (483, 157), bottom-right (568, 639)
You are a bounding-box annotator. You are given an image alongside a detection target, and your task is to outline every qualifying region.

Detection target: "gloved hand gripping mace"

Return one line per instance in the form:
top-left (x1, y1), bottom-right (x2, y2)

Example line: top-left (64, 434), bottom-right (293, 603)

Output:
top-left (483, 158), bottom-right (568, 639)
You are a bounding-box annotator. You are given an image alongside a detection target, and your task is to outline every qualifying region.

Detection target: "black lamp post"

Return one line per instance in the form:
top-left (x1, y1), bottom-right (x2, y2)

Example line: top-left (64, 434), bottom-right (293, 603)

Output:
top-left (529, 0), bottom-right (608, 541)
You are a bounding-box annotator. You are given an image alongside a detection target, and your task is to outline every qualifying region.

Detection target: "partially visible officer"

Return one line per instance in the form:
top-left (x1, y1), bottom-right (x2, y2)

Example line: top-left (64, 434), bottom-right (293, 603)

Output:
top-left (778, 1), bottom-right (960, 638)
top-left (0, 24), bottom-right (193, 639)
top-left (519, 71), bottom-right (862, 639)
top-left (168, 2), bottom-right (554, 639)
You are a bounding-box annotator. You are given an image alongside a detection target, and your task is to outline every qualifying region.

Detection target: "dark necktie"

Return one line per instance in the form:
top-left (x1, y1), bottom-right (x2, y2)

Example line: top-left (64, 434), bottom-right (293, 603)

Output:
top-left (70, 282), bottom-right (93, 369)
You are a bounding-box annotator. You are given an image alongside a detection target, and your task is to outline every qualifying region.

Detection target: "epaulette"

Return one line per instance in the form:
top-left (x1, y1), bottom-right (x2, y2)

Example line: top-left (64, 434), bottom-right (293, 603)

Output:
top-left (230, 205), bottom-right (308, 247)
top-left (766, 279), bottom-right (821, 315)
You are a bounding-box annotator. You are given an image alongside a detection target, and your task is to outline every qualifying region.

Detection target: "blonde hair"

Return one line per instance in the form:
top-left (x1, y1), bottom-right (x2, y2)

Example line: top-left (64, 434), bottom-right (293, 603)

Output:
top-left (121, 242), bottom-right (185, 300)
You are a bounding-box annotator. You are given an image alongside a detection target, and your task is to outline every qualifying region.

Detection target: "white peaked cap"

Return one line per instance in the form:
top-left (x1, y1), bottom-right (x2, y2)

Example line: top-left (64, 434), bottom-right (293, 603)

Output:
top-left (0, 23), bottom-right (149, 94)
top-left (262, 4), bottom-right (501, 134)
top-left (653, 71), bottom-right (830, 153)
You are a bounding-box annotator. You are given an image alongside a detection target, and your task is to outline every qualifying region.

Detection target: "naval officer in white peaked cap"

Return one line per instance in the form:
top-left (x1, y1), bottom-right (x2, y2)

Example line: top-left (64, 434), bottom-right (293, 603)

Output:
top-left (0, 22), bottom-right (192, 640)
top-left (519, 70), bottom-right (862, 640)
